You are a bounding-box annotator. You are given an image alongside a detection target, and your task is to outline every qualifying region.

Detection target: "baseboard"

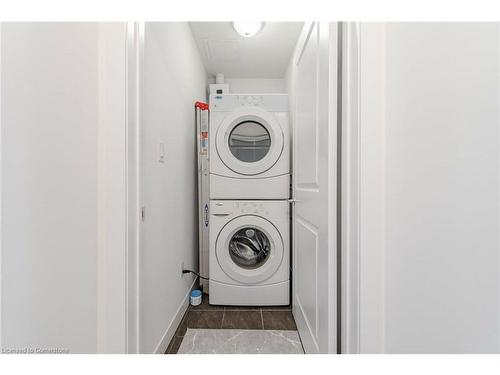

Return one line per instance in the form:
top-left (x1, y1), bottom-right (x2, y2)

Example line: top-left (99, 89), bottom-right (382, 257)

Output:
top-left (153, 278), bottom-right (196, 354)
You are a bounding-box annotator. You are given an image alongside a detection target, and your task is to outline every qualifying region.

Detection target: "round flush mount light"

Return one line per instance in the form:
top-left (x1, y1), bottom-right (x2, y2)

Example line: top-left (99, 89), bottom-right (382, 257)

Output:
top-left (233, 22), bottom-right (264, 38)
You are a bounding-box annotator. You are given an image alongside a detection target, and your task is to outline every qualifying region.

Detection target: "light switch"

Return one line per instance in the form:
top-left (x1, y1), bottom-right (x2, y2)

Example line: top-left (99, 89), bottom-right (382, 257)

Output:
top-left (158, 141), bottom-right (165, 163)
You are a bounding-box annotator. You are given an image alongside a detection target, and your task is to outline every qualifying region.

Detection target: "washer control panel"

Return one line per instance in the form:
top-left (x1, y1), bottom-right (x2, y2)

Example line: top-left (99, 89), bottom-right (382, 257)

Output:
top-left (236, 201), bottom-right (269, 215)
top-left (210, 201), bottom-right (271, 216)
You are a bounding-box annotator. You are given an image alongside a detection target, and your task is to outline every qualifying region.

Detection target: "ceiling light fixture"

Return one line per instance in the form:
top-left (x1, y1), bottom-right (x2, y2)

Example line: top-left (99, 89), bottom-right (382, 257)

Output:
top-left (233, 22), bottom-right (264, 38)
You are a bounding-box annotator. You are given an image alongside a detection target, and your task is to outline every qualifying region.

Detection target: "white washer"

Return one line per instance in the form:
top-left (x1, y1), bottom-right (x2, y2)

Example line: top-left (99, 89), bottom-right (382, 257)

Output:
top-left (209, 200), bottom-right (289, 306)
top-left (209, 94), bottom-right (290, 199)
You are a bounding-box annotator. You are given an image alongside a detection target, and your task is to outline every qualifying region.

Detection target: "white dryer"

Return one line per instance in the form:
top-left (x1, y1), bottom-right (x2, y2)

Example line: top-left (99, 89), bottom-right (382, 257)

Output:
top-left (209, 200), bottom-right (289, 306)
top-left (209, 94), bottom-right (290, 199)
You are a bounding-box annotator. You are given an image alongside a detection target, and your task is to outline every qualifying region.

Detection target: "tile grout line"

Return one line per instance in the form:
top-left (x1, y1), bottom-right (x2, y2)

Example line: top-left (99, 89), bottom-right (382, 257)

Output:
top-left (168, 305), bottom-right (191, 353)
top-left (175, 306), bottom-right (190, 338)
top-left (221, 308), bottom-right (226, 329)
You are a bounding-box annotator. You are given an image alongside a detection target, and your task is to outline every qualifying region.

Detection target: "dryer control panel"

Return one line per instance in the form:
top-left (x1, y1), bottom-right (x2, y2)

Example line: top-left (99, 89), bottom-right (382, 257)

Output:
top-left (238, 95), bottom-right (264, 106)
top-left (210, 94), bottom-right (289, 112)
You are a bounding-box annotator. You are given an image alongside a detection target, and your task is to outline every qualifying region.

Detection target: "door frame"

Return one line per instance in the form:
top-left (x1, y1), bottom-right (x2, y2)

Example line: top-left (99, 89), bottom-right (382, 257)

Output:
top-left (125, 21), bottom-right (144, 354)
top-left (340, 21), bottom-right (361, 354)
top-left (340, 22), bottom-right (388, 354)
top-left (0, 23), bottom-right (3, 351)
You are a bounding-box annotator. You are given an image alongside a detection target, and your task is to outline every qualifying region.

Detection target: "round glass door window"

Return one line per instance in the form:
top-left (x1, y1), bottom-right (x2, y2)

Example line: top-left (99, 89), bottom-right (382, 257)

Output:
top-left (229, 227), bottom-right (271, 269)
top-left (228, 121), bottom-right (271, 163)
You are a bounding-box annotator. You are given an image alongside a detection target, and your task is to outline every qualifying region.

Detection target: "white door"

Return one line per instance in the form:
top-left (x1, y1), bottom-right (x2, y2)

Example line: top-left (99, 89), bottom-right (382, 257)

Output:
top-left (291, 22), bottom-right (338, 354)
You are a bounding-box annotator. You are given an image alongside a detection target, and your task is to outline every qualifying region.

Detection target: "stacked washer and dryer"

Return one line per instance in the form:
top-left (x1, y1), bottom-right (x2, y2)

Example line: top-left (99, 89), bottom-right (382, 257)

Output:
top-left (208, 94), bottom-right (291, 306)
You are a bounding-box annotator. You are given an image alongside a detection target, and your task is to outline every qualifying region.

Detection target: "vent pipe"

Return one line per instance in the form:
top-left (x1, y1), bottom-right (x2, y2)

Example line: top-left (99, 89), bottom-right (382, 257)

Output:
top-left (215, 73), bottom-right (225, 84)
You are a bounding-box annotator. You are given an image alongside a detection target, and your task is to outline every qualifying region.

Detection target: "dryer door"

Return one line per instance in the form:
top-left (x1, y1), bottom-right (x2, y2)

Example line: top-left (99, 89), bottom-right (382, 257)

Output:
top-left (216, 215), bottom-right (284, 284)
top-left (216, 107), bottom-right (284, 176)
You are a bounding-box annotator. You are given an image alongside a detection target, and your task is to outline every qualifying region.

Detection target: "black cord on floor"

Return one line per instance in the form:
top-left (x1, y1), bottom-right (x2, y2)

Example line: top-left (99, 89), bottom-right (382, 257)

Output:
top-left (182, 269), bottom-right (210, 280)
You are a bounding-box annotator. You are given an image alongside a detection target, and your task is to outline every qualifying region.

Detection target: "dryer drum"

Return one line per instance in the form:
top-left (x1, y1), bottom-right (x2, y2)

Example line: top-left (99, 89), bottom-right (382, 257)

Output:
top-left (228, 120), bottom-right (271, 163)
top-left (228, 227), bottom-right (270, 269)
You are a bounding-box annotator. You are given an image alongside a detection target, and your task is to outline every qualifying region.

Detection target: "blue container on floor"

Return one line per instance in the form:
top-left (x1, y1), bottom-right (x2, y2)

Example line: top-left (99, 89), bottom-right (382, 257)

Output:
top-left (190, 290), bottom-right (202, 306)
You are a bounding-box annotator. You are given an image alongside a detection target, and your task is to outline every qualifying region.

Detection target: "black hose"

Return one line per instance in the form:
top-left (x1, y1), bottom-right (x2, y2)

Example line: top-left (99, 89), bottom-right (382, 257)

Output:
top-left (182, 269), bottom-right (209, 280)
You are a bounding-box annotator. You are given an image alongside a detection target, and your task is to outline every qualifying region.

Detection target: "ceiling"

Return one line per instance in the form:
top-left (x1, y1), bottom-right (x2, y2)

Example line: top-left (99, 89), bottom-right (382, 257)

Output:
top-left (189, 22), bottom-right (303, 79)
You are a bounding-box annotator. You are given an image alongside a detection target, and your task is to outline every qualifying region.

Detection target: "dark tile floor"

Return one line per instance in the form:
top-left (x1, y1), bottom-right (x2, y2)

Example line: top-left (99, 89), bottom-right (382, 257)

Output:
top-left (165, 294), bottom-right (297, 354)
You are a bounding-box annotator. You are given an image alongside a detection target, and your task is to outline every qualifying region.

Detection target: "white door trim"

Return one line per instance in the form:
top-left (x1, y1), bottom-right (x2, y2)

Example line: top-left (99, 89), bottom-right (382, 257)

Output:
top-left (341, 22), bottom-right (387, 354)
top-left (340, 21), bottom-right (361, 354)
top-left (125, 21), bottom-right (144, 354)
top-left (0, 22), bottom-right (3, 350)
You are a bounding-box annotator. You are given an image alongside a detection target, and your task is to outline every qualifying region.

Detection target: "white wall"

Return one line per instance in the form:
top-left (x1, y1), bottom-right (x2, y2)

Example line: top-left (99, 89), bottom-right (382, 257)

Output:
top-left (96, 23), bottom-right (128, 354)
top-left (1, 23), bottom-right (128, 353)
top-left (353, 23), bottom-right (500, 353)
top-left (139, 22), bottom-right (206, 353)
top-left (208, 77), bottom-right (286, 94)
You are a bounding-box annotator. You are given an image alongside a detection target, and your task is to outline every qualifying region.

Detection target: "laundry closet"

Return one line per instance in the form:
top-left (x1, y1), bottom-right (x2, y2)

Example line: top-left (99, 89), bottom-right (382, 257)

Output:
top-left (131, 21), bottom-right (338, 354)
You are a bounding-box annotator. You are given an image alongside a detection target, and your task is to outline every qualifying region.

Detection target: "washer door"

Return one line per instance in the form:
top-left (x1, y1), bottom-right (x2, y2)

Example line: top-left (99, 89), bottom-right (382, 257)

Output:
top-left (216, 107), bottom-right (284, 176)
top-left (216, 215), bottom-right (284, 284)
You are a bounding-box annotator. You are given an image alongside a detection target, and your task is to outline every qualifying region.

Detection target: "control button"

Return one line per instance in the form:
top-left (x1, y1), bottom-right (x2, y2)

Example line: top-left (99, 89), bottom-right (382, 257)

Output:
top-left (252, 96), bottom-right (263, 105)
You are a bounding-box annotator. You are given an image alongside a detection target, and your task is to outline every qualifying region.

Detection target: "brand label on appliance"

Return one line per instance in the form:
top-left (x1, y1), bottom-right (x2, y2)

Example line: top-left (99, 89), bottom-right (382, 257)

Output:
top-left (204, 204), bottom-right (209, 227)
